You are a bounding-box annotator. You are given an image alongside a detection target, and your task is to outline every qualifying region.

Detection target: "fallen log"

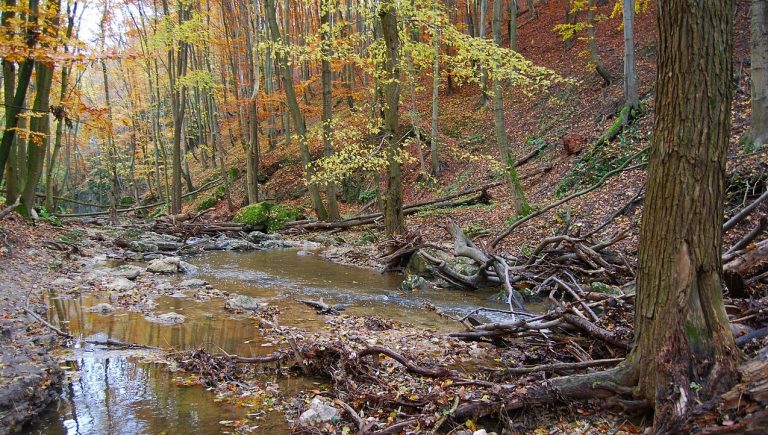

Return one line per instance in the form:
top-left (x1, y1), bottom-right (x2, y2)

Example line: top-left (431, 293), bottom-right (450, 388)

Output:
top-left (0, 198), bottom-right (20, 220)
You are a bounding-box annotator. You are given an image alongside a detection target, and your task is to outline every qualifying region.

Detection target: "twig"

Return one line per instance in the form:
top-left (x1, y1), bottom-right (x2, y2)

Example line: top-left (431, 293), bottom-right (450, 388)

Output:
top-left (492, 358), bottom-right (624, 374)
top-left (23, 306), bottom-right (73, 339)
top-left (334, 399), bottom-right (372, 434)
top-left (358, 345), bottom-right (454, 378)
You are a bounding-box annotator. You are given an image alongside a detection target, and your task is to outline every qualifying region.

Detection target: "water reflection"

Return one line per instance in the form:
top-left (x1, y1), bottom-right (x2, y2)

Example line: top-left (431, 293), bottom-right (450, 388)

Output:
top-left (29, 354), bottom-right (247, 434)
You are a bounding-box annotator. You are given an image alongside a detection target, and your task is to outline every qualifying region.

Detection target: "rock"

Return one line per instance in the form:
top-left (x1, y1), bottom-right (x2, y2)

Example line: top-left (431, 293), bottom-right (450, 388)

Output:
top-left (51, 277), bottom-right (74, 287)
top-left (447, 257), bottom-right (479, 277)
top-left (214, 237), bottom-right (259, 251)
top-left (147, 257), bottom-right (181, 274)
top-left (246, 231), bottom-right (276, 243)
top-left (472, 430), bottom-right (488, 435)
top-left (296, 250), bottom-right (312, 256)
top-left (128, 240), bottom-right (159, 253)
top-left (106, 277), bottom-right (135, 291)
top-left (562, 133), bottom-right (587, 155)
top-left (113, 265), bottom-right (143, 280)
top-left (298, 397), bottom-right (340, 428)
top-left (399, 275), bottom-right (429, 291)
top-left (143, 253), bottom-right (165, 261)
top-left (405, 252), bottom-right (431, 276)
top-left (179, 261), bottom-right (198, 274)
top-left (144, 312), bottom-right (185, 324)
top-left (179, 278), bottom-right (208, 288)
top-left (225, 294), bottom-right (268, 312)
top-left (86, 303), bottom-right (116, 315)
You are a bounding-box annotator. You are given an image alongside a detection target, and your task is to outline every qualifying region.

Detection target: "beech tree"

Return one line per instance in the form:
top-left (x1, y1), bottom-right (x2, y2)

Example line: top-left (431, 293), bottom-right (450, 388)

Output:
top-left (750, 0), bottom-right (767, 146)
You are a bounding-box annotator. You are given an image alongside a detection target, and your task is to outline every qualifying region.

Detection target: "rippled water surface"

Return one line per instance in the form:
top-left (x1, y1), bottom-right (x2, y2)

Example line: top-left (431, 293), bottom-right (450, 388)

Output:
top-left (30, 248), bottom-right (519, 434)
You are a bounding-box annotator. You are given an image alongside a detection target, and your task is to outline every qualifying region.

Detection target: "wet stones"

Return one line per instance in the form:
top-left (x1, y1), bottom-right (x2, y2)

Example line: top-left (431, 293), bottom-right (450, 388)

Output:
top-left (105, 277), bottom-right (135, 292)
top-left (85, 303), bottom-right (116, 315)
top-left (144, 312), bottom-right (185, 325)
top-left (146, 257), bottom-right (196, 274)
top-left (178, 278), bottom-right (208, 288)
top-left (298, 397), bottom-right (340, 428)
top-left (224, 294), bottom-right (268, 312)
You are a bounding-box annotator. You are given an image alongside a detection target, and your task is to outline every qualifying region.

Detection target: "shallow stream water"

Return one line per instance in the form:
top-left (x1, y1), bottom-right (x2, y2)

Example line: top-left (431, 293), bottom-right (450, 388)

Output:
top-left (29, 249), bottom-right (517, 434)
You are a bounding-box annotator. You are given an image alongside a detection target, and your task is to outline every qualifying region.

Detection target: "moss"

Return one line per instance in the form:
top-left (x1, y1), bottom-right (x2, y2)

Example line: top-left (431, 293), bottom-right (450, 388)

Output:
top-left (234, 202), bottom-right (303, 232)
top-left (233, 202), bottom-right (273, 227)
top-left (267, 204), bottom-right (302, 232)
top-left (197, 196), bottom-right (219, 211)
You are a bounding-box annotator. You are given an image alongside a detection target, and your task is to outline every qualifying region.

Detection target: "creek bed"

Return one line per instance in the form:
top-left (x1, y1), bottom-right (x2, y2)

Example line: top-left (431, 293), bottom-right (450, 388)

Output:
top-left (30, 248), bottom-right (520, 434)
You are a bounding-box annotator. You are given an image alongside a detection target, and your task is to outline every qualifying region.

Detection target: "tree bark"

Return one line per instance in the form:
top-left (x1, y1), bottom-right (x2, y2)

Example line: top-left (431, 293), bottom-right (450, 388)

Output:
top-left (265, 0), bottom-right (328, 220)
top-left (492, 0), bottom-right (527, 215)
top-left (750, 0), bottom-right (768, 146)
top-left (628, 1), bottom-right (740, 431)
top-left (321, 0), bottom-right (341, 220)
top-left (430, 9), bottom-right (441, 176)
top-left (379, 0), bottom-right (405, 236)
top-left (622, 0), bottom-right (638, 119)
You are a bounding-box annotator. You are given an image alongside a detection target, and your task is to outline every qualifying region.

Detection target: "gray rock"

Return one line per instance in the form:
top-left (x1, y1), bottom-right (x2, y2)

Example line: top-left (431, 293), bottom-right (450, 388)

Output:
top-left (179, 261), bottom-right (198, 274)
top-left (225, 294), bottom-right (268, 312)
top-left (246, 231), bottom-right (277, 243)
top-left (86, 303), bottom-right (116, 315)
top-left (215, 238), bottom-right (259, 251)
top-left (51, 277), bottom-right (75, 287)
top-left (179, 278), bottom-right (208, 288)
top-left (398, 275), bottom-right (429, 291)
top-left (144, 312), bottom-right (186, 324)
top-left (296, 250), bottom-right (312, 256)
top-left (147, 257), bottom-right (181, 274)
top-left (298, 397), bottom-right (340, 428)
top-left (128, 240), bottom-right (159, 253)
top-left (143, 253), bottom-right (165, 261)
top-left (447, 257), bottom-right (479, 277)
top-left (113, 265), bottom-right (143, 280)
top-left (106, 277), bottom-right (135, 291)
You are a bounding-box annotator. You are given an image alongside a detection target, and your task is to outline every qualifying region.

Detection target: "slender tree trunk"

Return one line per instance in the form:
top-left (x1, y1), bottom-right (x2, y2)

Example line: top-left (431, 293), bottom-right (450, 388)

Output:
top-left (492, 0), bottom-right (527, 214)
top-left (622, 0), bottom-right (638, 122)
top-left (587, 0), bottom-right (612, 85)
top-left (508, 0), bottom-right (517, 51)
top-left (321, 0), bottom-right (341, 220)
top-left (265, 0), bottom-right (328, 220)
top-left (379, 0), bottom-right (404, 236)
top-left (0, 0), bottom-right (38, 189)
top-left (627, 1), bottom-right (740, 431)
top-left (430, 12), bottom-right (441, 176)
top-left (477, 0), bottom-right (490, 106)
top-left (750, 0), bottom-right (768, 147)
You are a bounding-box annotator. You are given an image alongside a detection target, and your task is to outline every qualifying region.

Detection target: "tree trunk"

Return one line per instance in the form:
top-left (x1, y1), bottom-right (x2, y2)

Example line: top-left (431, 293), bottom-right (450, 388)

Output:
top-left (379, 0), bottom-right (404, 236)
top-left (321, 0), bottom-right (341, 220)
top-left (622, 0), bottom-right (638, 120)
top-left (750, 0), bottom-right (768, 147)
top-left (477, 0), bottom-right (490, 106)
top-left (508, 0), bottom-right (517, 51)
top-left (587, 0), bottom-right (612, 85)
top-left (492, 0), bottom-right (527, 215)
top-left (0, 0), bottom-right (37, 189)
top-left (265, 0), bottom-right (328, 220)
top-left (430, 10), bottom-right (441, 176)
top-left (628, 1), bottom-right (740, 431)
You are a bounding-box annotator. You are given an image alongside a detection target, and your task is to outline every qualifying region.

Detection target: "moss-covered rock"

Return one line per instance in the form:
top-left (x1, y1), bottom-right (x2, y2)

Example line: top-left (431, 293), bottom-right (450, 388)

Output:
top-left (268, 204), bottom-right (302, 232)
top-left (233, 202), bottom-right (273, 227)
top-left (233, 202), bottom-right (302, 232)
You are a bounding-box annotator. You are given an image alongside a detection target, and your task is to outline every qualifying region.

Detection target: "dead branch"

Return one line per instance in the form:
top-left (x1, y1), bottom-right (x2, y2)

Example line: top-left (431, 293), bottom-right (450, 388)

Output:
top-left (491, 148), bottom-right (649, 248)
top-left (494, 358), bottom-right (624, 375)
top-left (297, 298), bottom-right (347, 315)
top-left (563, 313), bottom-right (630, 350)
top-left (357, 345), bottom-right (455, 378)
top-left (727, 215), bottom-right (767, 254)
top-left (723, 190), bottom-right (768, 232)
top-left (0, 198), bottom-right (20, 220)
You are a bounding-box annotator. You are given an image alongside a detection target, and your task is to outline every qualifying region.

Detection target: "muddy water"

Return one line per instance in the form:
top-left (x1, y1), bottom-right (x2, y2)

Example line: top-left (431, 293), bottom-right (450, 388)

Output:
top-left (30, 248), bottom-right (515, 434)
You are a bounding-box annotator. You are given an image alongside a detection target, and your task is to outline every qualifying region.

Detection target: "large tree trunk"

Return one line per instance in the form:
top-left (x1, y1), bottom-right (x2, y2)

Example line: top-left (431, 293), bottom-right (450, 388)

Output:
top-left (430, 9), bottom-right (440, 176)
top-left (587, 0), bottom-right (612, 85)
top-left (628, 1), bottom-right (740, 431)
top-left (265, 0), bottom-right (328, 220)
top-left (379, 0), bottom-right (404, 236)
top-left (492, 0), bottom-right (527, 215)
top-left (750, 0), bottom-right (768, 147)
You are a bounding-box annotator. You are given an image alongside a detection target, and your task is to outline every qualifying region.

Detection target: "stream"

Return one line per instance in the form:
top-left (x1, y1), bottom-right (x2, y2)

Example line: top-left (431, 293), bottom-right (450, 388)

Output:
top-left (27, 248), bottom-right (520, 434)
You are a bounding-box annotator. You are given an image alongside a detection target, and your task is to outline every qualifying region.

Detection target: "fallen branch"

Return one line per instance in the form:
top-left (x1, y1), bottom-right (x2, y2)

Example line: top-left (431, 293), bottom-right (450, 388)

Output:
top-left (723, 190), bottom-right (768, 232)
top-left (357, 345), bottom-right (455, 378)
top-left (563, 313), bottom-right (630, 350)
top-left (491, 148), bottom-right (649, 248)
top-left (0, 198), bottom-right (20, 220)
top-left (494, 358), bottom-right (624, 375)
